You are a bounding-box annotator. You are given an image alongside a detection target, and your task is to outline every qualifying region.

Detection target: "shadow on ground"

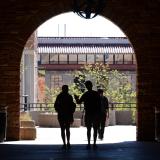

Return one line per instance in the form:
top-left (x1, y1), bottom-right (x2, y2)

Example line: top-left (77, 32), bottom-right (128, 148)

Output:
top-left (1, 141), bottom-right (160, 160)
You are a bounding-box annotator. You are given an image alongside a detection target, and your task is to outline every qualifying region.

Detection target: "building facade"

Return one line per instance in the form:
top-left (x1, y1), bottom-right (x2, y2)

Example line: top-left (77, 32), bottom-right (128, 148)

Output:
top-left (20, 33), bottom-right (38, 104)
top-left (37, 37), bottom-right (136, 98)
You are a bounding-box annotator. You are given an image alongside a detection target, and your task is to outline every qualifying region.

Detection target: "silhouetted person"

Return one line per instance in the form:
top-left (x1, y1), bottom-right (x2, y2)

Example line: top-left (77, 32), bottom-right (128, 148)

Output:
top-left (97, 89), bottom-right (109, 140)
top-left (54, 85), bottom-right (76, 149)
top-left (74, 80), bottom-right (101, 149)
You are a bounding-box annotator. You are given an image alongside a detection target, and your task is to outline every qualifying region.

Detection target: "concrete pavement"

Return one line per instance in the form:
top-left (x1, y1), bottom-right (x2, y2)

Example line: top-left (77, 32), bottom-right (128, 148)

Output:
top-left (3, 125), bottom-right (136, 145)
top-left (1, 126), bottom-right (160, 160)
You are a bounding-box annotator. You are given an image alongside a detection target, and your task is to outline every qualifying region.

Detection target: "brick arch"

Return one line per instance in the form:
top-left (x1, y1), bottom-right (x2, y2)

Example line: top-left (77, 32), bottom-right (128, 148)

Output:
top-left (1, 0), bottom-right (160, 141)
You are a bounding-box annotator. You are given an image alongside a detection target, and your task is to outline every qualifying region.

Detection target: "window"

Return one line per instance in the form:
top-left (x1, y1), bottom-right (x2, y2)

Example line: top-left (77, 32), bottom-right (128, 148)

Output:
top-left (59, 54), bottom-right (68, 64)
top-left (87, 54), bottom-right (94, 64)
top-left (115, 54), bottom-right (123, 64)
top-left (41, 53), bottom-right (49, 64)
top-left (50, 54), bottom-right (58, 64)
top-left (69, 54), bottom-right (77, 64)
top-left (105, 54), bottom-right (113, 64)
top-left (96, 54), bottom-right (104, 63)
top-left (124, 54), bottom-right (132, 64)
top-left (78, 54), bottom-right (86, 64)
top-left (51, 75), bottom-right (62, 88)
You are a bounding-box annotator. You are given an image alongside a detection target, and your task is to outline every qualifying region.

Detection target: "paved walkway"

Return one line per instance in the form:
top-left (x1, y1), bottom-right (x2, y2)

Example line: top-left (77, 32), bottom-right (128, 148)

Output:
top-left (1, 126), bottom-right (160, 160)
top-left (4, 125), bottom-right (136, 145)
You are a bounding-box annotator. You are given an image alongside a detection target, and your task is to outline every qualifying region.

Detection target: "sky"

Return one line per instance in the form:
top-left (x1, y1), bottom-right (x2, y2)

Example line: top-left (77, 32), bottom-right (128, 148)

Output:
top-left (37, 12), bottom-right (126, 37)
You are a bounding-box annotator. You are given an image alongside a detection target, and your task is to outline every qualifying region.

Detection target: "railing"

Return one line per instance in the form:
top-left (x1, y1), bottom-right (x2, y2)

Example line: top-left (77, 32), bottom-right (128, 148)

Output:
top-left (109, 102), bottom-right (136, 110)
top-left (20, 102), bottom-right (136, 112)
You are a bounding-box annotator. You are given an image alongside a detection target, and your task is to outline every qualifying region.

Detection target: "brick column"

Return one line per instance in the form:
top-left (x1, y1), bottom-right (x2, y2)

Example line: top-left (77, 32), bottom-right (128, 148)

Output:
top-left (0, 64), bottom-right (21, 140)
top-left (136, 42), bottom-right (160, 141)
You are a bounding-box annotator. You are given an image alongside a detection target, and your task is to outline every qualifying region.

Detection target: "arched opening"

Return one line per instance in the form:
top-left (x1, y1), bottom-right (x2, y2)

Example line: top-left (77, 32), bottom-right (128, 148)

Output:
top-left (2, 0), bottom-right (158, 142)
top-left (17, 12), bottom-right (137, 144)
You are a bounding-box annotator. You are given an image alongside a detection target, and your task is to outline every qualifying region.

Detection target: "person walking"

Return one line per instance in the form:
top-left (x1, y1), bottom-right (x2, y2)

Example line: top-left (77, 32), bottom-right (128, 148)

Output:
top-left (54, 85), bottom-right (76, 149)
top-left (74, 80), bottom-right (101, 150)
top-left (97, 89), bottom-right (109, 140)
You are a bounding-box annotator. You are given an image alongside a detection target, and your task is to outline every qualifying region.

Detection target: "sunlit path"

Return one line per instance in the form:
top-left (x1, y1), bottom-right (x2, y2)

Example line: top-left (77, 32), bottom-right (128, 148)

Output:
top-left (4, 125), bottom-right (136, 145)
top-left (2, 126), bottom-right (160, 160)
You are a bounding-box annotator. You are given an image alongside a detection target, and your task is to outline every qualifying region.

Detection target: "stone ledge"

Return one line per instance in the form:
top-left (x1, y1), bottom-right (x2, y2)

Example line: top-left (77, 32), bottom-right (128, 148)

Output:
top-left (20, 120), bottom-right (35, 128)
top-left (38, 113), bottom-right (59, 127)
top-left (20, 127), bottom-right (36, 140)
top-left (38, 113), bottom-right (81, 127)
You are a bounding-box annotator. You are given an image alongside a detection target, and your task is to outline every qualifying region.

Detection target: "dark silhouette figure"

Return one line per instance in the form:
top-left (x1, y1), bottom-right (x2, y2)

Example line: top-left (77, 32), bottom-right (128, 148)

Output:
top-left (54, 85), bottom-right (76, 149)
top-left (97, 89), bottom-right (109, 140)
top-left (74, 80), bottom-right (101, 149)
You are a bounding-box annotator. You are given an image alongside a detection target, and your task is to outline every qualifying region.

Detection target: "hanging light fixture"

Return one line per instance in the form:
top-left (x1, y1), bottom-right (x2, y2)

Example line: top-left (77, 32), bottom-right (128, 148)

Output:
top-left (73, 0), bottom-right (106, 19)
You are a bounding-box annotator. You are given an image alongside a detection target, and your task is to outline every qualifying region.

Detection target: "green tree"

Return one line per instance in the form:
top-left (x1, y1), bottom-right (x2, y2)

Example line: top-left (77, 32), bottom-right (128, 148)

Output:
top-left (72, 63), bottom-right (136, 121)
top-left (73, 63), bottom-right (136, 104)
top-left (44, 63), bottom-right (136, 113)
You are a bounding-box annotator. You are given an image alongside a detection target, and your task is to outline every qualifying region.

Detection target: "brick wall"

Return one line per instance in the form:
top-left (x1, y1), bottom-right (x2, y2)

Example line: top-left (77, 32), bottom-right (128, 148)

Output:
top-left (0, 0), bottom-right (160, 141)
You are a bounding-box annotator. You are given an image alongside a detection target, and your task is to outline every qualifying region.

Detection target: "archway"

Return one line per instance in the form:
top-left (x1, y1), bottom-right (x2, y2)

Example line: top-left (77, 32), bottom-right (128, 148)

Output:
top-left (1, 0), bottom-right (158, 141)
top-left (19, 12), bottom-right (137, 144)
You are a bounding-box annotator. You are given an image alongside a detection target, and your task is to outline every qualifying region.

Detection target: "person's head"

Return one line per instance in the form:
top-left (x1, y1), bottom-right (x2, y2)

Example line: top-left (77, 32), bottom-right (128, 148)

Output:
top-left (85, 80), bottom-right (93, 91)
top-left (98, 89), bottom-right (104, 96)
top-left (62, 85), bottom-right (68, 93)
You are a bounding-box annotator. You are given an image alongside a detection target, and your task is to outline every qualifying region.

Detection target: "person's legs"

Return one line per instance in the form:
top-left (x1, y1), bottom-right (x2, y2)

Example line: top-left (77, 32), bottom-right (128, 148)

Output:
top-left (101, 121), bottom-right (105, 139)
top-left (93, 126), bottom-right (98, 146)
top-left (86, 126), bottom-right (91, 149)
top-left (60, 122), bottom-right (66, 149)
top-left (98, 121), bottom-right (102, 139)
top-left (93, 116), bottom-right (100, 149)
top-left (66, 123), bottom-right (71, 149)
top-left (85, 115), bottom-right (92, 149)
top-left (101, 114), bottom-right (106, 139)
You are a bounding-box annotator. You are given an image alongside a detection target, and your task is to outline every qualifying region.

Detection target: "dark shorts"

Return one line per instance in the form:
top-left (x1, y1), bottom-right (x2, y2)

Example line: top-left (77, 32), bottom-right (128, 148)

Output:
top-left (100, 113), bottom-right (107, 123)
top-left (58, 113), bottom-right (74, 125)
top-left (84, 114), bottom-right (100, 128)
